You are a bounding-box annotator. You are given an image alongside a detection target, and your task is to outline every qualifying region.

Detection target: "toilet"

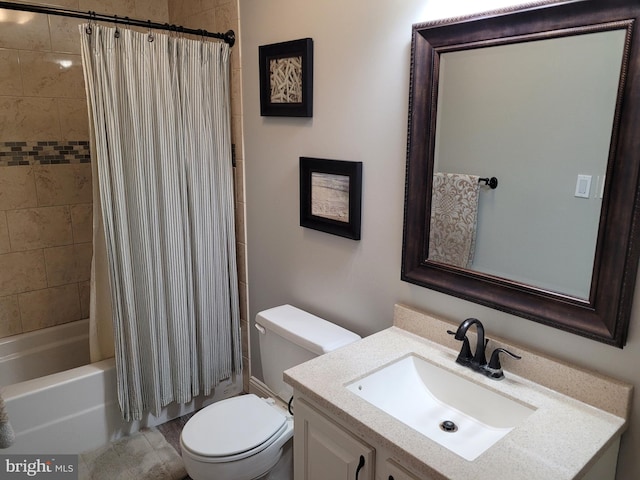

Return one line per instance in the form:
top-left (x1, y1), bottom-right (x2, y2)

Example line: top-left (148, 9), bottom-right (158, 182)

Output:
top-left (180, 304), bottom-right (361, 480)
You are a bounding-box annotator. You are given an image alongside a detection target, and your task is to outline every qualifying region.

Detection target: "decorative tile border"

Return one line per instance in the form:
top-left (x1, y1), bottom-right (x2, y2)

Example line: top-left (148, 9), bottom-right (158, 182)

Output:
top-left (0, 141), bottom-right (91, 167)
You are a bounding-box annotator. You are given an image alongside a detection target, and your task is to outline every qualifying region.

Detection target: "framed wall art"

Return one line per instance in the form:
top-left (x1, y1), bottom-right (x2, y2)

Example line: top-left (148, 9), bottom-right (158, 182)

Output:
top-left (300, 157), bottom-right (362, 240)
top-left (259, 38), bottom-right (313, 117)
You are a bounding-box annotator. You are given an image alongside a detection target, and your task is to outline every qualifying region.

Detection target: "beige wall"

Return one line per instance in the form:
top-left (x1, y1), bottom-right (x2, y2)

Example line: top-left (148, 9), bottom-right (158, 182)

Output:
top-left (239, 0), bottom-right (640, 478)
top-left (0, 0), bottom-right (169, 340)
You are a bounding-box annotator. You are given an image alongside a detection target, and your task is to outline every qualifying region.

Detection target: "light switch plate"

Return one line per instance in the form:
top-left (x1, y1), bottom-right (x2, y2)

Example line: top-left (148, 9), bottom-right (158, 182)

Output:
top-left (575, 174), bottom-right (592, 198)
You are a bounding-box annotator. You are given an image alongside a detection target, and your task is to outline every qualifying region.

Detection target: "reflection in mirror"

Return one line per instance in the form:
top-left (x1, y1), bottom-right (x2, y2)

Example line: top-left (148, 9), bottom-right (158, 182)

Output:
top-left (402, 0), bottom-right (640, 347)
top-left (432, 29), bottom-right (627, 299)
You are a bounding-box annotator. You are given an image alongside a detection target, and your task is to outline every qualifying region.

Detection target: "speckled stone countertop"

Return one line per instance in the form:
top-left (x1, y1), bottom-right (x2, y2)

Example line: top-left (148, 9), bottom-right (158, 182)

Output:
top-left (284, 304), bottom-right (632, 480)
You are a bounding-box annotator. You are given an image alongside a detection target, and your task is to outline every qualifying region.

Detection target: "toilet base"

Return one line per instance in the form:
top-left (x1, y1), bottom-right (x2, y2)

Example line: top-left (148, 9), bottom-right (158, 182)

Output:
top-left (182, 423), bottom-right (293, 480)
top-left (261, 438), bottom-right (292, 480)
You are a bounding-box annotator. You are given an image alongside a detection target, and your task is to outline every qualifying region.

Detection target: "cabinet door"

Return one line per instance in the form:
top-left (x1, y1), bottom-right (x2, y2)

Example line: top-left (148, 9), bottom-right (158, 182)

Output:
top-left (294, 398), bottom-right (374, 480)
top-left (379, 459), bottom-right (424, 480)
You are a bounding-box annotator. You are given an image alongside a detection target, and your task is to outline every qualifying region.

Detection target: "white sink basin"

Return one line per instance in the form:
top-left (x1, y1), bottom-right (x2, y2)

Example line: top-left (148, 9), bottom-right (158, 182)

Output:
top-left (345, 354), bottom-right (536, 461)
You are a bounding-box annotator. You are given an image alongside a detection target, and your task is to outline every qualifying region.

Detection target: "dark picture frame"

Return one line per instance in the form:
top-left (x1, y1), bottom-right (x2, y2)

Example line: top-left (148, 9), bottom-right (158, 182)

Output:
top-left (259, 38), bottom-right (313, 117)
top-left (300, 157), bottom-right (362, 240)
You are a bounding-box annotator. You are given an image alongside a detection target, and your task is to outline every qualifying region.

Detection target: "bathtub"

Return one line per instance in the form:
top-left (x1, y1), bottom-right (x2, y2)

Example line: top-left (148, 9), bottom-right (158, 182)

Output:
top-left (2, 322), bottom-right (244, 454)
top-left (0, 320), bottom-right (90, 385)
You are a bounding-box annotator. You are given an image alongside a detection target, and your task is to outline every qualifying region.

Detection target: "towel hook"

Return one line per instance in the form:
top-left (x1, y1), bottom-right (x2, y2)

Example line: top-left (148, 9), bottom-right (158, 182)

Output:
top-left (479, 177), bottom-right (498, 189)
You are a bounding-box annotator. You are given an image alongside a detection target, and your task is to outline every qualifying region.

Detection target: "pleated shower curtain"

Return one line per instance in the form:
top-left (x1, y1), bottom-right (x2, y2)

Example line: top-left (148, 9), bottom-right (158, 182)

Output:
top-left (79, 24), bottom-right (242, 421)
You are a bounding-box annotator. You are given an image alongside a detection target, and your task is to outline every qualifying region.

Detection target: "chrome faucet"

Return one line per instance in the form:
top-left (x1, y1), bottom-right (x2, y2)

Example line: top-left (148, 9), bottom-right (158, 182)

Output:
top-left (447, 318), bottom-right (521, 380)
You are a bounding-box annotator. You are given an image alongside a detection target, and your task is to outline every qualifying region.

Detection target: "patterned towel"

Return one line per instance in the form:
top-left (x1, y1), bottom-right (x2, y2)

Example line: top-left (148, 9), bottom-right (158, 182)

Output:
top-left (429, 172), bottom-right (480, 268)
top-left (0, 391), bottom-right (15, 449)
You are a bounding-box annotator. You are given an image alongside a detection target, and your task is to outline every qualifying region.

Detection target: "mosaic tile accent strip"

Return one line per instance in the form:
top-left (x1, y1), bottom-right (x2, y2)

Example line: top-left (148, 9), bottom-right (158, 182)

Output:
top-left (0, 141), bottom-right (91, 167)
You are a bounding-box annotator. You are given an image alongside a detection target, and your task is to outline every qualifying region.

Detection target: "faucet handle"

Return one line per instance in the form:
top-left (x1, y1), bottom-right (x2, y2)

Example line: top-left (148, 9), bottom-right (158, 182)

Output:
top-left (447, 330), bottom-right (473, 365)
top-left (488, 348), bottom-right (521, 369)
top-left (486, 348), bottom-right (521, 379)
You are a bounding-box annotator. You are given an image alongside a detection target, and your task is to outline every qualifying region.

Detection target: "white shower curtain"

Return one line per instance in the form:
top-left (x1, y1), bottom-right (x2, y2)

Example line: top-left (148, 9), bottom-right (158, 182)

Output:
top-left (80, 24), bottom-right (242, 421)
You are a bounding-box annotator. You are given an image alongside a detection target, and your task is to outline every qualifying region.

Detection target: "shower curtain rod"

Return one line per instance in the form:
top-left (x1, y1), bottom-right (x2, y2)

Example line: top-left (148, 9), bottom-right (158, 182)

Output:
top-left (0, 1), bottom-right (236, 46)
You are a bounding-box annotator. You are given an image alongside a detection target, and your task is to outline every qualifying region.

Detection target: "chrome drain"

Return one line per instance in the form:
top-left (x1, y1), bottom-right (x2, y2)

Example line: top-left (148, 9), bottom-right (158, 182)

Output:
top-left (439, 420), bottom-right (458, 433)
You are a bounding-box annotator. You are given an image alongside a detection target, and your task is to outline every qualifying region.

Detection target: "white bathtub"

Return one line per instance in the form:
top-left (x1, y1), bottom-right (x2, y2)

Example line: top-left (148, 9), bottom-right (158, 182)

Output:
top-left (1, 321), bottom-right (243, 454)
top-left (0, 320), bottom-right (90, 385)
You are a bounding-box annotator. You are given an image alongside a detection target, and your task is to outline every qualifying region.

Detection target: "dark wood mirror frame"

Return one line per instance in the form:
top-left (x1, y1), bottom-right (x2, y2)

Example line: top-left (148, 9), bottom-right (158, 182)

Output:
top-left (402, 0), bottom-right (640, 347)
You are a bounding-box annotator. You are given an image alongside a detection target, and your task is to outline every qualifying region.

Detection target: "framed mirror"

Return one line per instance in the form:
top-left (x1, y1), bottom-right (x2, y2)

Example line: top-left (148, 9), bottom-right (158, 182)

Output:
top-left (402, 0), bottom-right (640, 347)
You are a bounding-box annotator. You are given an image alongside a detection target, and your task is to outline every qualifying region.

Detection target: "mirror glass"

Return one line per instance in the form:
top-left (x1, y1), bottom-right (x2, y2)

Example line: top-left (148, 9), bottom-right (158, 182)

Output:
top-left (431, 29), bottom-right (627, 299)
top-left (402, 0), bottom-right (640, 347)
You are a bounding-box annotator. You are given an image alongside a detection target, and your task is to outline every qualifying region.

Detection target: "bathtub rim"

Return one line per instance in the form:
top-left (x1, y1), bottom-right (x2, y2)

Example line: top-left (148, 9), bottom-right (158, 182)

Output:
top-left (2, 357), bottom-right (115, 401)
top-left (0, 319), bottom-right (90, 356)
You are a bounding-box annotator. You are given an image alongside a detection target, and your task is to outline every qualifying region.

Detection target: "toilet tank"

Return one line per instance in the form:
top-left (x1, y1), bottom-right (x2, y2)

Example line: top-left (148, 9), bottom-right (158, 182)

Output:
top-left (256, 304), bottom-right (361, 401)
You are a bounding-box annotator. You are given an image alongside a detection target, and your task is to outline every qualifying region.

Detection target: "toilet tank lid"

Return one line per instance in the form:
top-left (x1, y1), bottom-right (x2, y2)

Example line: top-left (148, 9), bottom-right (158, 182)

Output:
top-left (256, 305), bottom-right (361, 355)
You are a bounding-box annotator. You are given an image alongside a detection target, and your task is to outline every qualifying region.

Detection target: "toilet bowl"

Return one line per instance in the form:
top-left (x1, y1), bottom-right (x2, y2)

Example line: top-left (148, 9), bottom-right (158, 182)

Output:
top-left (180, 305), bottom-right (361, 480)
top-left (181, 394), bottom-right (293, 480)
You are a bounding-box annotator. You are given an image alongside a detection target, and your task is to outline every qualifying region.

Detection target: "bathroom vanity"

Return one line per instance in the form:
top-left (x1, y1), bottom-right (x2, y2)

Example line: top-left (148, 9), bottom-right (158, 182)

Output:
top-left (284, 305), bottom-right (632, 480)
top-left (293, 395), bottom-right (424, 479)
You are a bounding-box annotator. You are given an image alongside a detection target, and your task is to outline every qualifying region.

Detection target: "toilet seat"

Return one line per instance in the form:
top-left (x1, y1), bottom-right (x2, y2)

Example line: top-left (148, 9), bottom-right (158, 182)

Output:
top-left (181, 394), bottom-right (289, 462)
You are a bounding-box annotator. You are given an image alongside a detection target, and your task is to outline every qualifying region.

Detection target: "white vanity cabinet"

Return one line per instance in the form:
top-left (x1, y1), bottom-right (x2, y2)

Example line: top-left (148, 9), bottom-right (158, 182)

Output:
top-left (378, 459), bottom-right (423, 480)
top-left (292, 390), bottom-right (620, 480)
top-left (284, 307), bottom-right (632, 480)
top-left (294, 396), bottom-right (374, 480)
top-left (294, 394), bottom-right (428, 480)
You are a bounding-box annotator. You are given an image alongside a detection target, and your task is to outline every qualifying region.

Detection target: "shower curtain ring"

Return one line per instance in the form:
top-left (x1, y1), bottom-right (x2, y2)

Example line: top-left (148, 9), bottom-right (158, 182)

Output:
top-left (114, 15), bottom-right (120, 38)
top-left (85, 10), bottom-right (94, 35)
top-left (147, 20), bottom-right (154, 42)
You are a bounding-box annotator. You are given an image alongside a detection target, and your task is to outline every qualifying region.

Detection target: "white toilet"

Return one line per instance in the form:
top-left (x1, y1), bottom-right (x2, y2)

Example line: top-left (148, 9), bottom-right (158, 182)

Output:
top-left (180, 304), bottom-right (361, 480)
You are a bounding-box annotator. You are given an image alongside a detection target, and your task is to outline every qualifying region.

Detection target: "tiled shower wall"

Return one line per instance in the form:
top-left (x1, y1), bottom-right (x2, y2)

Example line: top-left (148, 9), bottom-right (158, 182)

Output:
top-left (0, 162), bottom-right (92, 337)
top-left (0, 0), bottom-right (170, 340)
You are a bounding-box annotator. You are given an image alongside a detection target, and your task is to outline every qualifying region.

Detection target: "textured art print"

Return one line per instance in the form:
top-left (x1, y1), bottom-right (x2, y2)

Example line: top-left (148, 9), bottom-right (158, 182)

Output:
top-left (269, 56), bottom-right (303, 103)
top-left (311, 172), bottom-right (350, 222)
top-left (300, 157), bottom-right (362, 240)
top-left (259, 38), bottom-right (313, 116)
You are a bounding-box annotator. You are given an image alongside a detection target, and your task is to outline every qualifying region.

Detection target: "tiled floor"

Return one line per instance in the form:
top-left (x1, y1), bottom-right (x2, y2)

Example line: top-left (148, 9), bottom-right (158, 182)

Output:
top-left (156, 412), bottom-right (194, 456)
top-left (156, 412), bottom-right (195, 480)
